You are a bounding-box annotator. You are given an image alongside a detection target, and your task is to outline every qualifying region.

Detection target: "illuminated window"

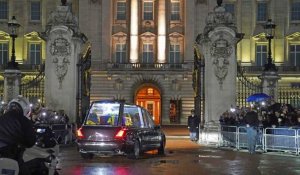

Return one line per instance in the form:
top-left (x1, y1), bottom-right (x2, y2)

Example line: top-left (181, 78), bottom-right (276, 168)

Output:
top-left (291, 1), bottom-right (300, 21)
top-left (224, 3), bottom-right (235, 16)
top-left (289, 44), bottom-right (300, 66)
top-left (30, 1), bottom-right (41, 21)
top-left (142, 43), bottom-right (154, 63)
top-left (0, 1), bottom-right (8, 20)
top-left (169, 43), bottom-right (180, 64)
top-left (143, 1), bottom-right (153, 20)
top-left (115, 43), bottom-right (126, 63)
top-left (0, 42), bottom-right (8, 65)
top-left (257, 2), bottom-right (267, 22)
top-left (29, 43), bottom-right (41, 65)
top-left (116, 0), bottom-right (126, 20)
top-left (171, 0), bottom-right (180, 21)
top-left (147, 88), bottom-right (153, 94)
top-left (256, 44), bottom-right (267, 66)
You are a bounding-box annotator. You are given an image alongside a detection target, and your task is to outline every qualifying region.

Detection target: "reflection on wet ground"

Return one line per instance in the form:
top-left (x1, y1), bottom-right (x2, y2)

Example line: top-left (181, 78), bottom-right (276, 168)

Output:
top-left (58, 139), bottom-right (300, 175)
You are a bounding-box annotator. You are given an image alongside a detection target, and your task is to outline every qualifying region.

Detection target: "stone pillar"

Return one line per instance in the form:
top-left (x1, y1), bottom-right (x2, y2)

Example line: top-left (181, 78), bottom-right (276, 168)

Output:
top-left (259, 71), bottom-right (281, 101)
top-left (197, 4), bottom-right (243, 123)
top-left (3, 69), bottom-right (21, 103)
top-left (41, 5), bottom-right (87, 122)
top-left (130, 0), bottom-right (138, 63)
top-left (157, 0), bottom-right (166, 63)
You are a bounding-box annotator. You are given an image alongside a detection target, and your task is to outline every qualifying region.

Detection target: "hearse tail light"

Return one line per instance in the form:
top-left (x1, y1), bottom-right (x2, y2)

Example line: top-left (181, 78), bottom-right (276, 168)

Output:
top-left (77, 127), bottom-right (84, 139)
top-left (114, 128), bottom-right (127, 139)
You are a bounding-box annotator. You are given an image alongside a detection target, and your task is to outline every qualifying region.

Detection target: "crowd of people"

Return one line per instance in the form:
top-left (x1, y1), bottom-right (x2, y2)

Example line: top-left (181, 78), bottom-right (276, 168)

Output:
top-left (219, 101), bottom-right (300, 129)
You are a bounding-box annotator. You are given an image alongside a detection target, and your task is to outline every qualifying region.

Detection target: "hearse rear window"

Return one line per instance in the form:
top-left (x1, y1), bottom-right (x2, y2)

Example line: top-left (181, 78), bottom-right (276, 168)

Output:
top-left (85, 102), bottom-right (120, 126)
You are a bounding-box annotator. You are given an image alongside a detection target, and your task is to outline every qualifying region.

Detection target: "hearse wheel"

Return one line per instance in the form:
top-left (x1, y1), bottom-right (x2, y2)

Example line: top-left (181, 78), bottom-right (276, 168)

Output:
top-left (127, 139), bottom-right (140, 159)
top-left (158, 139), bottom-right (165, 155)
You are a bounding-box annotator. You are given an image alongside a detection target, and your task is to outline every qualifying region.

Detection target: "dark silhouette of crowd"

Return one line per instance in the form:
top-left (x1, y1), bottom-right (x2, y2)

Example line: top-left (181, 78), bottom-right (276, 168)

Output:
top-left (219, 101), bottom-right (300, 129)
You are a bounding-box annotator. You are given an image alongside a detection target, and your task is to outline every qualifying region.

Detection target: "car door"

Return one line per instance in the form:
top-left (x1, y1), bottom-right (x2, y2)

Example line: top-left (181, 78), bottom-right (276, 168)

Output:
top-left (141, 108), bottom-right (161, 149)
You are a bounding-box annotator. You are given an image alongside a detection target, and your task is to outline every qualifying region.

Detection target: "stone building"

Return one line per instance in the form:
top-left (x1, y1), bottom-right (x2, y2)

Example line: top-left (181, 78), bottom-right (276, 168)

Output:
top-left (0, 0), bottom-right (299, 125)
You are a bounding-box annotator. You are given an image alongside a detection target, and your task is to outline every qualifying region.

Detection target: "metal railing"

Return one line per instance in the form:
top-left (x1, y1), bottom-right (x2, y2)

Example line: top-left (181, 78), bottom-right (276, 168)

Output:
top-left (236, 126), bottom-right (264, 150)
top-left (20, 64), bottom-right (45, 103)
top-left (219, 125), bottom-right (237, 147)
top-left (219, 125), bottom-right (300, 155)
top-left (241, 65), bottom-right (300, 74)
top-left (278, 87), bottom-right (300, 108)
top-left (93, 62), bottom-right (193, 71)
top-left (0, 64), bottom-right (43, 72)
top-left (264, 128), bottom-right (297, 154)
top-left (236, 64), bottom-right (262, 107)
top-left (0, 79), bottom-right (3, 100)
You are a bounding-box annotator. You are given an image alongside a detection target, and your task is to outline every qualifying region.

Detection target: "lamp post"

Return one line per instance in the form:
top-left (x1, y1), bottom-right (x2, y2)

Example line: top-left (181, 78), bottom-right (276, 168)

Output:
top-left (263, 19), bottom-right (277, 72)
top-left (7, 16), bottom-right (20, 69)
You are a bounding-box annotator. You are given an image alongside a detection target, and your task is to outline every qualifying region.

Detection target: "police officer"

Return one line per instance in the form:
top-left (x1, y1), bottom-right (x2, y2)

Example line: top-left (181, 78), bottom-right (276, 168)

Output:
top-left (188, 109), bottom-right (200, 142)
top-left (0, 96), bottom-right (36, 174)
top-left (244, 108), bottom-right (259, 154)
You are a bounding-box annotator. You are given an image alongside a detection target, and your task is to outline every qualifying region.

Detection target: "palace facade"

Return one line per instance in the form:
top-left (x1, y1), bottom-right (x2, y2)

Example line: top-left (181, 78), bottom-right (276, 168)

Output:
top-left (0, 0), bottom-right (299, 125)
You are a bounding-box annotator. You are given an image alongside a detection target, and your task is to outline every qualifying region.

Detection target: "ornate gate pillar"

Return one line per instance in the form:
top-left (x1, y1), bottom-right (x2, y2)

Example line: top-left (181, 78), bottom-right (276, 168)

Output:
top-left (3, 69), bottom-right (21, 102)
top-left (259, 71), bottom-right (280, 101)
top-left (197, 2), bottom-right (243, 123)
top-left (41, 2), bottom-right (87, 122)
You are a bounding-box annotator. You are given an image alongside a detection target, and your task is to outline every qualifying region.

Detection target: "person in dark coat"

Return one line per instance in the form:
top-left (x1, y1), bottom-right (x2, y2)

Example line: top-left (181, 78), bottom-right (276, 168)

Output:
top-left (0, 96), bottom-right (36, 175)
top-left (244, 108), bottom-right (259, 154)
top-left (187, 109), bottom-right (200, 142)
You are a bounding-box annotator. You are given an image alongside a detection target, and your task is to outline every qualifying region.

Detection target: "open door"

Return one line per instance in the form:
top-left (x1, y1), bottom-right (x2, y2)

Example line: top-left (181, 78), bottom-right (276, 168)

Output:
top-left (135, 85), bottom-right (161, 125)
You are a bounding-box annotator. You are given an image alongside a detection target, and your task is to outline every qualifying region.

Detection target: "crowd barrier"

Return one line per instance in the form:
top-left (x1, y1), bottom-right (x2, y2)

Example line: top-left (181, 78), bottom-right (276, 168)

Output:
top-left (219, 125), bottom-right (300, 155)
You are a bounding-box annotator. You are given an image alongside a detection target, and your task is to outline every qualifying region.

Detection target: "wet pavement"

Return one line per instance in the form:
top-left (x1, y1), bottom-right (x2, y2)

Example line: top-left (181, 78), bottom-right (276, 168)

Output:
top-left (57, 138), bottom-right (300, 175)
top-left (56, 125), bottom-right (300, 175)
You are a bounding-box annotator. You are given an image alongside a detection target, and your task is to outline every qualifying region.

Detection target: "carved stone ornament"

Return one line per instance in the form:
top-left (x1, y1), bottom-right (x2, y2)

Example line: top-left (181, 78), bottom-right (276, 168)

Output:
top-left (204, 5), bottom-right (236, 35)
top-left (50, 36), bottom-right (71, 89)
top-left (210, 38), bottom-right (233, 89)
top-left (46, 5), bottom-right (79, 34)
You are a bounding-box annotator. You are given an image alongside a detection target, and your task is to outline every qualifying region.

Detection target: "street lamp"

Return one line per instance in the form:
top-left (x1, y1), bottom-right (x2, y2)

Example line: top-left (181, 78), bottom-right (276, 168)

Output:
top-left (263, 19), bottom-right (277, 72)
top-left (7, 16), bottom-right (20, 69)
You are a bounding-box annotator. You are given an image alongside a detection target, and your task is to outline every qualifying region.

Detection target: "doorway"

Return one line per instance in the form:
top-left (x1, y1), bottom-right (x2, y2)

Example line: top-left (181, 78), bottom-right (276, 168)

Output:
top-left (135, 85), bottom-right (161, 125)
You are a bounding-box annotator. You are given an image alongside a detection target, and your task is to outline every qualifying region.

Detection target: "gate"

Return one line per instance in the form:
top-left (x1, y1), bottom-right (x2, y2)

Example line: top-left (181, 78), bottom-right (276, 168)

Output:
top-left (236, 64), bottom-right (262, 107)
top-left (20, 65), bottom-right (45, 104)
top-left (0, 79), bottom-right (3, 101)
top-left (193, 44), bottom-right (205, 128)
top-left (278, 86), bottom-right (300, 108)
top-left (76, 47), bottom-right (91, 125)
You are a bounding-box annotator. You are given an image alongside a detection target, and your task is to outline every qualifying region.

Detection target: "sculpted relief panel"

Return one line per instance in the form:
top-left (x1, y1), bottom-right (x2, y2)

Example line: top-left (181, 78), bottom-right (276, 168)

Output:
top-left (50, 33), bottom-right (71, 88)
top-left (210, 37), bottom-right (233, 89)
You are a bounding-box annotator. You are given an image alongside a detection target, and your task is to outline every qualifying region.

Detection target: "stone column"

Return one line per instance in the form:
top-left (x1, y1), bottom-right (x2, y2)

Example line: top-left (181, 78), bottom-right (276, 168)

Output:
top-left (157, 0), bottom-right (166, 63)
top-left (259, 71), bottom-right (281, 101)
top-left (41, 4), bottom-right (87, 122)
top-left (197, 4), bottom-right (243, 123)
top-left (130, 0), bottom-right (138, 63)
top-left (3, 69), bottom-right (21, 102)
